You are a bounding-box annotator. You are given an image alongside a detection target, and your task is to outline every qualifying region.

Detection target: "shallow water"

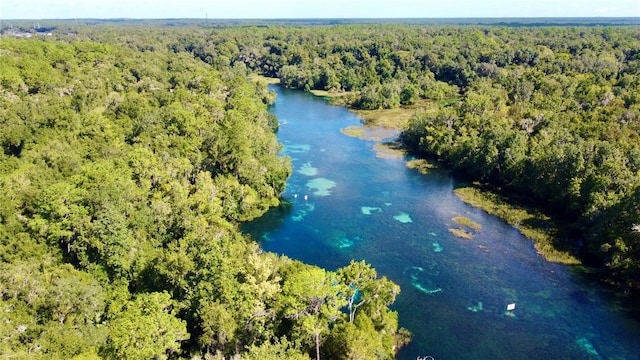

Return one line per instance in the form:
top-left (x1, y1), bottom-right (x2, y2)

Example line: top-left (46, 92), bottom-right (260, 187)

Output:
top-left (242, 87), bottom-right (640, 360)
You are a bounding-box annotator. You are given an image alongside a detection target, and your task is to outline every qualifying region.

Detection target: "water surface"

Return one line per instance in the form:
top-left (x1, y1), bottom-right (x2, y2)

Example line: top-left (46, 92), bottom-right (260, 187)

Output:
top-left (243, 87), bottom-right (640, 360)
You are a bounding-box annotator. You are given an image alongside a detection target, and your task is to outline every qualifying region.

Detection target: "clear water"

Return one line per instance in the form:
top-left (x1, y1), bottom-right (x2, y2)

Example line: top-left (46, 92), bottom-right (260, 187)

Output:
top-left (242, 87), bottom-right (640, 360)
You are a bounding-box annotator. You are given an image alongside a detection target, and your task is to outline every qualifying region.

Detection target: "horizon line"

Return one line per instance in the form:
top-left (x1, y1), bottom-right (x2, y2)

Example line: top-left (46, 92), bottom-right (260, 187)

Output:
top-left (2, 16), bottom-right (640, 21)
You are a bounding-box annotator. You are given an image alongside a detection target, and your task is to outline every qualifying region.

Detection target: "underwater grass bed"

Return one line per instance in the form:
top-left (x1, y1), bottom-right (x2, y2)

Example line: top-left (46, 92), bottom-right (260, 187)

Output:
top-left (339, 126), bottom-right (397, 141)
top-left (449, 227), bottom-right (474, 239)
top-left (452, 216), bottom-right (482, 231)
top-left (310, 89), bottom-right (354, 98)
top-left (454, 187), bottom-right (581, 265)
top-left (353, 106), bottom-right (415, 129)
top-left (373, 143), bottom-right (405, 159)
top-left (406, 158), bottom-right (436, 174)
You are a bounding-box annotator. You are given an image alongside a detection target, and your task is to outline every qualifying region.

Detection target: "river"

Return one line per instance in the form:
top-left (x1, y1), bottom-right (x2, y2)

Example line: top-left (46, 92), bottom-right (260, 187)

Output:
top-left (242, 86), bottom-right (640, 360)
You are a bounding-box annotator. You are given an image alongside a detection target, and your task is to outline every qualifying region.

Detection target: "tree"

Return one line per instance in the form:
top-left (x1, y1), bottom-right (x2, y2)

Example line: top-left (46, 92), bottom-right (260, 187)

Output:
top-left (280, 262), bottom-right (347, 360)
top-left (102, 292), bottom-right (189, 359)
top-left (244, 338), bottom-right (310, 360)
top-left (336, 260), bottom-right (377, 323)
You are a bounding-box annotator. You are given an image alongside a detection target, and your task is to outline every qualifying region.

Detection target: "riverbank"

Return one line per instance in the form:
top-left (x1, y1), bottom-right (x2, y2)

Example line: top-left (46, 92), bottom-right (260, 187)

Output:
top-left (454, 186), bottom-right (581, 265)
top-left (255, 81), bottom-right (598, 266)
top-left (312, 90), bottom-right (584, 266)
top-left (245, 84), bottom-right (640, 359)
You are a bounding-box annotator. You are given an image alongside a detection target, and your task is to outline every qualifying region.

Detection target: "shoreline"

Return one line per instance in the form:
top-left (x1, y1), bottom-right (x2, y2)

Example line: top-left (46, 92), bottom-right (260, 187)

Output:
top-left (305, 87), bottom-right (584, 265)
top-left (255, 80), bottom-right (615, 269)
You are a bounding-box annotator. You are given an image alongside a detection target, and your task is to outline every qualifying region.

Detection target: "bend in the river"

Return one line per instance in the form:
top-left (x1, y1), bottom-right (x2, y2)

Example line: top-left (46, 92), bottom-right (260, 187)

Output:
top-left (243, 86), bottom-right (640, 360)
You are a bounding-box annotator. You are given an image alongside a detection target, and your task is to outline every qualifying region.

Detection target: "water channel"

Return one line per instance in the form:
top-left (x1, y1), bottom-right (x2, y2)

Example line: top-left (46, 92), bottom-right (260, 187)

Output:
top-left (242, 86), bottom-right (640, 360)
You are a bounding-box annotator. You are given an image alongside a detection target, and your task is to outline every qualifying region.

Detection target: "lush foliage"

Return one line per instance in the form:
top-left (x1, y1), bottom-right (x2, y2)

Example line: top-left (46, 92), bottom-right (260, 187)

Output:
top-left (3, 21), bottom-right (639, 357)
top-left (161, 24), bottom-right (640, 289)
top-left (0, 35), bottom-right (404, 359)
top-left (396, 27), bottom-right (640, 289)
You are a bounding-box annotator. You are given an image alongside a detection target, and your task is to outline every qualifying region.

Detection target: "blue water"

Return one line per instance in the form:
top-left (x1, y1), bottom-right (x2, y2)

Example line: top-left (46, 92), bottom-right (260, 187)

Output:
top-left (243, 87), bottom-right (640, 360)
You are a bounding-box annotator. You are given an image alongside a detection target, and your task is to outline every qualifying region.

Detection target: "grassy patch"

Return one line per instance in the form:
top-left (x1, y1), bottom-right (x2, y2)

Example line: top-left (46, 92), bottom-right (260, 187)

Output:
top-left (339, 126), bottom-right (397, 141)
top-left (449, 228), bottom-right (474, 239)
top-left (353, 107), bottom-right (415, 129)
top-left (339, 126), bottom-right (364, 138)
top-left (353, 99), bottom-right (436, 129)
top-left (452, 216), bottom-right (482, 231)
top-left (454, 187), bottom-right (580, 265)
top-left (249, 74), bottom-right (281, 84)
top-left (310, 89), bottom-right (353, 98)
top-left (373, 143), bottom-right (405, 159)
top-left (440, 96), bottom-right (463, 107)
top-left (406, 159), bottom-right (436, 174)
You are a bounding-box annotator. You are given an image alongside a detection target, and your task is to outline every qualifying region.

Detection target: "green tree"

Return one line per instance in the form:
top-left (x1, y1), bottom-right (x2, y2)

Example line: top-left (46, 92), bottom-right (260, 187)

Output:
top-left (103, 292), bottom-right (189, 359)
top-left (280, 262), bottom-right (347, 360)
top-left (336, 260), bottom-right (377, 323)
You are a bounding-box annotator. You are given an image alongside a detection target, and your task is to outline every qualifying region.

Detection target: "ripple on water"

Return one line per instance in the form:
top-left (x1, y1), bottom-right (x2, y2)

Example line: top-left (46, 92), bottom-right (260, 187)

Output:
top-left (407, 265), bottom-right (442, 294)
top-left (291, 202), bottom-right (315, 222)
top-left (284, 143), bottom-right (311, 154)
top-left (576, 337), bottom-right (599, 356)
top-left (335, 237), bottom-right (354, 249)
top-left (326, 230), bottom-right (362, 250)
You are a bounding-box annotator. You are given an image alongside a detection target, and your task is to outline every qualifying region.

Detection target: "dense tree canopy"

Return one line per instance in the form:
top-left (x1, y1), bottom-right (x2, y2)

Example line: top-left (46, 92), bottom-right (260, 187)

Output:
top-left (0, 32), bottom-right (404, 359)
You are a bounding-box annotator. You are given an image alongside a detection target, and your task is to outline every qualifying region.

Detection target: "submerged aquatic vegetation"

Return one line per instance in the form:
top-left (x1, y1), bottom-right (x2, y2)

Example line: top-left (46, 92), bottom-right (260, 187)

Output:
top-left (298, 162), bottom-right (319, 176)
top-left (306, 177), bottom-right (337, 196)
top-left (373, 142), bottom-right (405, 159)
top-left (449, 227), bottom-right (474, 239)
top-left (406, 158), bottom-right (436, 174)
top-left (340, 125), bottom-right (396, 141)
top-left (454, 187), bottom-right (580, 265)
top-left (394, 212), bottom-right (413, 223)
top-left (361, 206), bottom-right (383, 215)
top-left (452, 216), bottom-right (482, 231)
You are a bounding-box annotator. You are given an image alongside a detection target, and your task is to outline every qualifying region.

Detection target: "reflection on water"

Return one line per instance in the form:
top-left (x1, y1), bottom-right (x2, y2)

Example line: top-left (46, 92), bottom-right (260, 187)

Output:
top-left (242, 87), bottom-right (640, 360)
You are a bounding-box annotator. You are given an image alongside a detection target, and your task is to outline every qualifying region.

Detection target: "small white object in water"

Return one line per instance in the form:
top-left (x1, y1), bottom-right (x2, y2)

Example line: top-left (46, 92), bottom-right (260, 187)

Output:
top-left (293, 193), bottom-right (298, 198)
top-left (507, 303), bottom-right (516, 311)
top-left (304, 195), bottom-right (308, 201)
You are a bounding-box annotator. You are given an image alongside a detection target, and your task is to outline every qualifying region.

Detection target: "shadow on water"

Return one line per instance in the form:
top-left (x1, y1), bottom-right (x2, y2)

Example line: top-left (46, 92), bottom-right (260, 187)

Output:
top-left (243, 86), bottom-right (640, 360)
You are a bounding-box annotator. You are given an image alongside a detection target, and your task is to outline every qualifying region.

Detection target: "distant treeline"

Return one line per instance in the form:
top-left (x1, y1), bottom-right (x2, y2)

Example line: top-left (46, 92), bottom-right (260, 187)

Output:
top-left (2, 16), bottom-right (639, 32)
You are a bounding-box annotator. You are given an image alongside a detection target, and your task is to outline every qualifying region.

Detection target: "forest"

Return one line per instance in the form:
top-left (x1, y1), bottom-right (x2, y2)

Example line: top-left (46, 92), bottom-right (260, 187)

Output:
top-left (0, 30), bottom-right (406, 359)
top-left (1, 20), bottom-right (639, 358)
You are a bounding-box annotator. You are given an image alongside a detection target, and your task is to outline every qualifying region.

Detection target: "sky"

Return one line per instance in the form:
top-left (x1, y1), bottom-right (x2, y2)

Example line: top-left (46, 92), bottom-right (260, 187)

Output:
top-left (1, 0), bottom-right (639, 20)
